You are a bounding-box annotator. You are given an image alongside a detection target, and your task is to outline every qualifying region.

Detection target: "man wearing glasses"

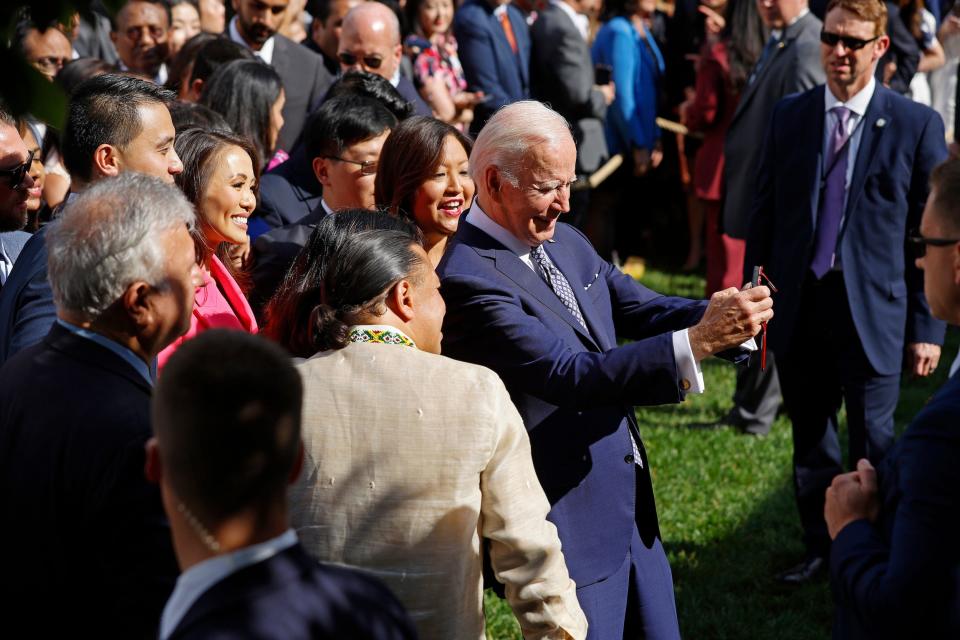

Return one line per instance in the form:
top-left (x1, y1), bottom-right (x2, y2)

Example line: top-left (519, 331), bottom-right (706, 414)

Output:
top-left (337, 3), bottom-right (432, 117)
top-left (824, 157), bottom-right (960, 639)
top-left (744, 0), bottom-right (947, 585)
top-left (0, 111), bottom-right (34, 289)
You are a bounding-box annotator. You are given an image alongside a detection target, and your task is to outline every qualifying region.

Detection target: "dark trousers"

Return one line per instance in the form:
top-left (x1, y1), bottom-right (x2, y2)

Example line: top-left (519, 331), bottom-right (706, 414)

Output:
top-left (777, 272), bottom-right (899, 557)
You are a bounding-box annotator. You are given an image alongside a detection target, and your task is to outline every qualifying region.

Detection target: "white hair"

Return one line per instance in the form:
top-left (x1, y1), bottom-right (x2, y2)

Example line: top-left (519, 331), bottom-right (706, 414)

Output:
top-left (47, 173), bottom-right (196, 320)
top-left (469, 101), bottom-right (573, 187)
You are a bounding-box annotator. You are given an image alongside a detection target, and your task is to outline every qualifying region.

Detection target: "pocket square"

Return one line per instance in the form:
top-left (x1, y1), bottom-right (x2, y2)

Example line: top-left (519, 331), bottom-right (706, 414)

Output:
top-left (584, 272), bottom-right (601, 289)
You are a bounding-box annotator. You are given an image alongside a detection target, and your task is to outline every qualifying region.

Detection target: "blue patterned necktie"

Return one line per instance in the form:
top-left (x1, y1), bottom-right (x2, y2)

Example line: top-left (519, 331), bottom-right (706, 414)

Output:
top-left (811, 105), bottom-right (852, 279)
top-left (748, 34), bottom-right (780, 85)
top-left (530, 244), bottom-right (588, 331)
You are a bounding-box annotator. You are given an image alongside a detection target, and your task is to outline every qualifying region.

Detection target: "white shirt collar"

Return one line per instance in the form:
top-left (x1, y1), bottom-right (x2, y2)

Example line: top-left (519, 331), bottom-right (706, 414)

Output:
top-left (229, 16), bottom-right (276, 65)
top-left (772, 7), bottom-right (810, 39)
top-left (390, 68), bottom-right (401, 87)
top-left (159, 529), bottom-right (298, 639)
top-left (824, 76), bottom-right (876, 118)
top-left (465, 198), bottom-right (535, 257)
top-left (320, 199), bottom-right (334, 215)
top-left (551, 0), bottom-right (589, 40)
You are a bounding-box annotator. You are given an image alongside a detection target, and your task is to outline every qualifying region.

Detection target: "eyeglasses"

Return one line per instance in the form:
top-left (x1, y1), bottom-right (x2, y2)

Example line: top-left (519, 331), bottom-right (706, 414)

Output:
top-left (325, 156), bottom-right (378, 175)
top-left (909, 232), bottom-right (960, 257)
top-left (338, 52), bottom-right (384, 69)
top-left (820, 30), bottom-right (880, 51)
top-left (0, 150), bottom-right (36, 190)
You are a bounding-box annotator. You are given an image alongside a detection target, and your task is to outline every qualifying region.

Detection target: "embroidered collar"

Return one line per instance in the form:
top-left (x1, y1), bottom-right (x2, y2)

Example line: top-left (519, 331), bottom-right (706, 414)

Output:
top-left (348, 324), bottom-right (417, 348)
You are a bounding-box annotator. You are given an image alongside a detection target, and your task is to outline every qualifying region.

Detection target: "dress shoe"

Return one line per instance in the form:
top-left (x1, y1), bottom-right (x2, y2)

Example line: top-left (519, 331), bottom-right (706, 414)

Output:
top-left (776, 556), bottom-right (826, 585)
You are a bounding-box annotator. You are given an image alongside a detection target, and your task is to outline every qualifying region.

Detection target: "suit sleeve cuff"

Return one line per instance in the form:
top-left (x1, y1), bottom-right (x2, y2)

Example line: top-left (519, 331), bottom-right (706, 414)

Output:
top-left (673, 329), bottom-right (705, 394)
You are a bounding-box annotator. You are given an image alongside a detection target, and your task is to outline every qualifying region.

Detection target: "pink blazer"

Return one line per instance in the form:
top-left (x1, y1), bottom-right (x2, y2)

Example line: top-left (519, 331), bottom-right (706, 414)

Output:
top-left (158, 254), bottom-right (258, 369)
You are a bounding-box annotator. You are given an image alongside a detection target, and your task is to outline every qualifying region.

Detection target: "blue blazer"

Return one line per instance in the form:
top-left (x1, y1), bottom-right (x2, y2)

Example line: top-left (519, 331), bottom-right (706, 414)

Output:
top-left (253, 143), bottom-right (323, 239)
top-left (830, 371), bottom-right (960, 639)
top-left (0, 226), bottom-right (55, 366)
top-left (453, 0), bottom-right (530, 133)
top-left (437, 219), bottom-right (706, 587)
top-left (592, 16), bottom-right (664, 155)
top-left (169, 543), bottom-right (417, 639)
top-left (745, 85), bottom-right (947, 375)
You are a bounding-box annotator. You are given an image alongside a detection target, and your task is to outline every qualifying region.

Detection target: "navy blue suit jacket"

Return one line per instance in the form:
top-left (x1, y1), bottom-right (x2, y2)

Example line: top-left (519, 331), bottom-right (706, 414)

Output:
top-left (745, 85), bottom-right (947, 375)
top-left (0, 226), bottom-right (55, 366)
top-left (453, 0), bottom-right (530, 133)
top-left (0, 324), bottom-right (178, 637)
top-left (437, 219), bottom-right (706, 587)
top-left (254, 143), bottom-right (323, 237)
top-left (169, 543), bottom-right (417, 639)
top-left (395, 75), bottom-right (433, 117)
top-left (830, 370), bottom-right (960, 638)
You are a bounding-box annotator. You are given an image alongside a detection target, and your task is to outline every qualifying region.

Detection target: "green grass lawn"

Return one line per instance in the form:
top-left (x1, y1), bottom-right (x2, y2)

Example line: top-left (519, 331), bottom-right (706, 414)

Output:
top-left (483, 266), bottom-right (959, 639)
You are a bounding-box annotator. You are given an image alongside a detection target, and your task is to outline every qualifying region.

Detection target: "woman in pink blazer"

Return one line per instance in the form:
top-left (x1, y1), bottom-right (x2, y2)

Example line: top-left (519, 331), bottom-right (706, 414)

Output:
top-left (159, 128), bottom-right (259, 368)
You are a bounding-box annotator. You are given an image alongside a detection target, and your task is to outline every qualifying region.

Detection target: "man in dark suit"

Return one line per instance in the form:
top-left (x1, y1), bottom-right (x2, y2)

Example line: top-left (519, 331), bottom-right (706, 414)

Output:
top-left (0, 110), bottom-right (35, 287)
top-left (337, 2), bottom-right (432, 117)
top-left (824, 157), bottom-right (960, 639)
top-left (0, 174), bottom-right (202, 637)
top-left (228, 0), bottom-right (334, 151)
top-left (149, 330), bottom-right (417, 640)
top-left (721, 0), bottom-right (825, 437)
top-left (0, 74), bottom-right (183, 367)
top-left (438, 100), bottom-right (773, 638)
top-left (251, 94), bottom-right (396, 315)
top-left (746, 0), bottom-right (947, 584)
top-left (529, 0), bottom-right (613, 229)
top-left (454, 0), bottom-right (531, 134)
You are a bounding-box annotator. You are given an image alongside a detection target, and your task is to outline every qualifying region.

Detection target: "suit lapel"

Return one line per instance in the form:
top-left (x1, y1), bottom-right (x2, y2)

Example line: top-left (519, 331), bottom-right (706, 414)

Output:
top-left (806, 86), bottom-right (827, 228)
top-left (843, 88), bottom-right (889, 223)
top-left (544, 239), bottom-right (611, 351)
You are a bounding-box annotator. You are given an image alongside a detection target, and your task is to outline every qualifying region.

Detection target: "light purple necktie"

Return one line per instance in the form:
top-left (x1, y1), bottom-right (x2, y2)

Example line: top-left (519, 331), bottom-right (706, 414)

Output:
top-left (810, 106), bottom-right (852, 279)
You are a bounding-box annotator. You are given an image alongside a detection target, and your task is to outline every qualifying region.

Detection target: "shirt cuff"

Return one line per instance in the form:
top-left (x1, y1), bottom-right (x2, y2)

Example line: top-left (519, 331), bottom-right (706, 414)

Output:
top-left (673, 329), bottom-right (705, 394)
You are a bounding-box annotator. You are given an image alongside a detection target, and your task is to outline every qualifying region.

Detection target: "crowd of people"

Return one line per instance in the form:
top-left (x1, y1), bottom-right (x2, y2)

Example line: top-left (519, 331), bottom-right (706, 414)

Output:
top-left (0, 0), bottom-right (958, 638)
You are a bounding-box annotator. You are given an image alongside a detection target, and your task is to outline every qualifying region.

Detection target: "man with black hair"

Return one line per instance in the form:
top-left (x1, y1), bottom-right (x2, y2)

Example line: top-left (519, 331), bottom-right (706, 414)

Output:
top-left (0, 109), bottom-right (34, 287)
top-left (15, 19), bottom-right (74, 82)
top-left (149, 330), bottom-right (417, 639)
top-left (305, 0), bottom-right (361, 76)
top-left (0, 74), bottom-right (182, 366)
top-left (250, 94), bottom-right (397, 315)
top-left (111, 0), bottom-right (172, 83)
top-left (183, 36), bottom-right (254, 101)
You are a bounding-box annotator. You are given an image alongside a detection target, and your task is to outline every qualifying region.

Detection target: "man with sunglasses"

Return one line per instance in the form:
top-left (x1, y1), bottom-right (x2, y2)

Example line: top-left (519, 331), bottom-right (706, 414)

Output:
top-left (824, 157), bottom-right (960, 640)
top-left (337, 3), bottom-right (432, 117)
top-left (745, 0), bottom-right (947, 585)
top-left (0, 111), bottom-right (34, 290)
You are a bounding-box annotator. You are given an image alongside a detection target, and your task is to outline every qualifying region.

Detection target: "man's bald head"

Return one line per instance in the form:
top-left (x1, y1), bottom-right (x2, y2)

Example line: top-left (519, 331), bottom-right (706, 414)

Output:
top-left (338, 2), bottom-right (402, 80)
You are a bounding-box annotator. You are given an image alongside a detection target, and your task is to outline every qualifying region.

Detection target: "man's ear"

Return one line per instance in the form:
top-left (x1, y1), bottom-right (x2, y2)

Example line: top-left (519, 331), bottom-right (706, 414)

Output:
top-left (122, 280), bottom-right (155, 332)
top-left (312, 156), bottom-right (331, 187)
top-left (144, 437), bottom-right (163, 484)
top-left (393, 43), bottom-right (403, 66)
top-left (93, 143), bottom-right (122, 178)
top-left (189, 78), bottom-right (204, 102)
top-left (873, 35), bottom-right (891, 63)
top-left (385, 278), bottom-right (415, 322)
top-left (484, 166), bottom-right (502, 203)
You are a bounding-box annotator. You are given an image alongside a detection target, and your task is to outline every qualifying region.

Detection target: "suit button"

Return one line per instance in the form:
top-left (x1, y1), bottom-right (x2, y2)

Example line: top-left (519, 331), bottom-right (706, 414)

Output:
top-left (680, 378), bottom-right (691, 391)
top-left (624, 454), bottom-right (634, 464)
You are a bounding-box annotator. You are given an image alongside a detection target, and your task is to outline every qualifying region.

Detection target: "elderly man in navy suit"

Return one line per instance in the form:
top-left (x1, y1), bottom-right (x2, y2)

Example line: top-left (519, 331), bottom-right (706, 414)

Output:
top-left (438, 100), bottom-right (774, 639)
top-left (824, 157), bottom-right (960, 639)
top-left (149, 330), bottom-right (417, 640)
top-left (745, 0), bottom-right (947, 584)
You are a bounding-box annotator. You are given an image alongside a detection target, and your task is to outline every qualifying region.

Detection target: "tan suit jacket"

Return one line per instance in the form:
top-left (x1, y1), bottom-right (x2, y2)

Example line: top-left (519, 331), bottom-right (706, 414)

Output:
top-left (290, 341), bottom-right (587, 640)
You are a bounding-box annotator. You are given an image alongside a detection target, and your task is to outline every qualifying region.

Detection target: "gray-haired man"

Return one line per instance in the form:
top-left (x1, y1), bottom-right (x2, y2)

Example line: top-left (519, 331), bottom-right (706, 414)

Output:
top-left (0, 174), bottom-right (202, 637)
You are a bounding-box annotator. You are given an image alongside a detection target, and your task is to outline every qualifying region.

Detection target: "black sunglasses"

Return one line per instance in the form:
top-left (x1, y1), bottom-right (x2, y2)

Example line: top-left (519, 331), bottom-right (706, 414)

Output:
top-left (0, 149), bottom-right (35, 190)
top-left (338, 52), bottom-right (384, 69)
top-left (909, 232), bottom-right (960, 257)
top-left (325, 156), bottom-right (378, 176)
top-left (820, 30), bottom-right (880, 51)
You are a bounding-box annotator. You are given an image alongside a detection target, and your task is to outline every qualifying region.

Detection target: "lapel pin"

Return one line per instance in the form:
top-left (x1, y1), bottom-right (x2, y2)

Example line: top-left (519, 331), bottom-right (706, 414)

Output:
top-left (875, 118), bottom-right (887, 128)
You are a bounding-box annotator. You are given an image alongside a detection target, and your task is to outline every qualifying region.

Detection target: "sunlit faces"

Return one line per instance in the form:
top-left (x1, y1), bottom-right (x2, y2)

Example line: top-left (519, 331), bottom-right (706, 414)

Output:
top-left (315, 130), bottom-right (390, 210)
top-left (112, 0), bottom-right (170, 77)
top-left (0, 124), bottom-right (34, 232)
top-left (22, 28), bottom-right (72, 81)
top-left (269, 90), bottom-right (286, 156)
top-left (404, 245), bottom-right (446, 354)
top-left (113, 102), bottom-right (183, 183)
top-left (199, 0), bottom-right (226, 33)
top-left (19, 126), bottom-right (45, 214)
top-left (755, 0), bottom-right (805, 30)
top-left (198, 145), bottom-right (257, 246)
top-left (820, 8), bottom-right (888, 96)
top-left (491, 137), bottom-right (577, 247)
top-left (411, 135), bottom-right (473, 239)
top-left (232, 0), bottom-right (290, 46)
top-left (169, 2), bottom-right (202, 57)
top-left (315, 0), bottom-right (360, 58)
top-left (337, 9), bottom-right (402, 80)
top-left (915, 194), bottom-right (960, 325)
top-left (418, 0), bottom-right (454, 38)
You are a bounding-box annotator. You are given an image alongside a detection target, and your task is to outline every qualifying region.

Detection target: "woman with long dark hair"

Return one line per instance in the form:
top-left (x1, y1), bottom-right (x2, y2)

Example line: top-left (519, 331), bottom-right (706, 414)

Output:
top-left (200, 58), bottom-right (286, 170)
top-left (374, 116), bottom-right (474, 267)
top-left (158, 128), bottom-right (260, 367)
top-left (680, 0), bottom-right (764, 295)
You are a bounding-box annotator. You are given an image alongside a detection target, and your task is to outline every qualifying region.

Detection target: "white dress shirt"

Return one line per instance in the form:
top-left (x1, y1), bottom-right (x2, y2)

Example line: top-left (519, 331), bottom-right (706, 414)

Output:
top-left (229, 16), bottom-right (276, 65)
top-left (464, 201), bottom-right (705, 394)
top-left (159, 529), bottom-right (298, 639)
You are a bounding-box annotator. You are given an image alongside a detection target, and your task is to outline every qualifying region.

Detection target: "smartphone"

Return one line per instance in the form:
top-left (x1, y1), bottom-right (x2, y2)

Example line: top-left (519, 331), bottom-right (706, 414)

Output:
top-left (751, 266), bottom-right (761, 288)
top-left (595, 64), bottom-right (612, 85)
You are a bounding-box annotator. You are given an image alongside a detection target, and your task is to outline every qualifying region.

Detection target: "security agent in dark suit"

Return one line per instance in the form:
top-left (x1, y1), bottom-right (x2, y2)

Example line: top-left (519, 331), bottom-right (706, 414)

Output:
top-left (745, 0), bottom-right (947, 584)
top-left (228, 0), bottom-right (334, 152)
top-left (824, 158), bottom-right (960, 640)
top-left (0, 111), bottom-right (35, 287)
top-left (438, 101), bottom-right (773, 639)
top-left (148, 330), bottom-right (417, 640)
top-left (530, 0), bottom-right (614, 229)
top-left (720, 0), bottom-right (825, 436)
top-left (0, 174), bottom-right (202, 638)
